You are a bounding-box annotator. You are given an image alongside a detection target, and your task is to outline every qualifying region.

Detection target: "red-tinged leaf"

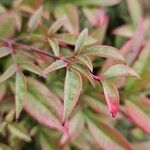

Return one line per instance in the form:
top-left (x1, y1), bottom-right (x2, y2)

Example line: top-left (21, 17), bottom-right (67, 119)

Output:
top-left (27, 77), bottom-right (63, 120)
top-left (126, 0), bottom-right (142, 27)
top-left (8, 123), bottom-right (31, 142)
top-left (0, 47), bottom-right (11, 58)
top-left (71, 64), bottom-right (95, 87)
top-left (28, 6), bottom-right (43, 32)
top-left (55, 4), bottom-right (79, 34)
top-left (103, 64), bottom-right (140, 79)
top-left (43, 60), bottom-right (67, 75)
top-left (48, 18), bottom-right (65, 35)
top-left (0, 83), bottom-right (7, 102)
top-left (15, 71), bottom-right (26, 119)
top-left (133, 141), bottom-right (150, 150)
top-left (87, 119), bottom-right (129, 150)
top-left (83, 96), bottom-right (109, 116)
top-left (20, 61), bottom-right (42, 75)
top-left (74, 0), bottom-right (121, 6)
top-left (0, 64), bottom-right (17, 84)
top-left (54, 33), bottom-right (96, 46)
top-left (76, 54), bottom-right (93, 72)
top-left (48, 39), bottom-right (60, 56)
top-left (102, 80), bottom-right (119, 117)
top-left (75, 28), bottom-right (88, 53)
top-left (125, 100), bottom-right (150, 135)
top-left (63, 69), bottom-right (82, 119)
top-left (24, 93), bottom-right (64, 132)
top-left (85, 45), bottom-right (125, 62)
top-left (61, 112), bottom-right (84, 145)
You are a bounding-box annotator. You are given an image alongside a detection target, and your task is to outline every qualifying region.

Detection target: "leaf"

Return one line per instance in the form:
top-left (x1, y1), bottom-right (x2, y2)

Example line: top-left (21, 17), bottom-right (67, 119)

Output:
top-left (125, 100), bottom-right (150, 135)
top-left (8, 123), bottom-right (31, 142)
top-left (24, 93), bottom-right (64, 132)
top-left (102, 80), bottom-right (119, 117)
top-left (0, 83), bottom-right (7, 102)
top-left (0, 64), bottom-right (17, 84)
top-left (76, 54), bottom-right (93, 72)
top-left (85, 45), bottom-right (125, 62)
top-left (20, 61), bottom-right (42, 75)
top-left (63, 69), bottom-right (82, 119)
top-left (86, 119), bottom-right (131, 150)
top-left (48, 39), bottom-right (60, 56)
top-left (133, 141), bottom-right (150, 150)
top-left (55, 4), bottom-right (79, 34)
top-left (75, 28), bottom-right (88, 52)
top-left (15, 71), bottom-right (26, 119)
top-left (0, 143), bottom-right (11, 150)
top-left (0, 47), bottom-right (11, 58)
top-left (48, 18), bottom-right (65, 35)
top-left (126, 0), bottom-right (142, 27)
top-left (28, 6), bottom-right (43, 32)
top-left (72, 64), bottom-right (95, 87)
top-left (74, 0), bottom-right (121, 6)
top-left (103, 64), bottom-right (140, 79)
top-left (61, 112), bottom-right (84, 145)
top-left (43, 60), bottom-right (67, 75)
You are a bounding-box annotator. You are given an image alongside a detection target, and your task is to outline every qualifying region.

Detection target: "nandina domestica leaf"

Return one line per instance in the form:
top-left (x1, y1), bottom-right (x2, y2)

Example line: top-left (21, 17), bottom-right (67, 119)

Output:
top-left (43, 60), bottom-right (67, 75)
top-left (28, 6), bottom-right (43, 32)
top-left (15, 71), bottom-right (26, 119)
top-left (0, 64), bottom-right (17, 84)
top-left (125, 100), bottom-right (150, 135)
top-left (74, 28), bottom-right (88, 53)
top-left (48, 39), bottom-right (60, 56)
top-left (0, 47), bottom-right (11, 58)
top-left (102, 80), bottom-right (119, 117)
top-left (103, 64), bottom-right (140, 79)
top-left (63, 69), bottom-right (82, 120)
top-left (85, 45), bottom-right (125, 62)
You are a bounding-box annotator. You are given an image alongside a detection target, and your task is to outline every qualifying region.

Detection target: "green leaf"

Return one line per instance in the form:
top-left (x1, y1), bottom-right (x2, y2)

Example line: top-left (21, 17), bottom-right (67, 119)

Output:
top-left (103, 64), bottom-right (140, 79)
top-left (76, 54), bottom-right (93, 72)
top-left (8, 123), bottom-right (31, 142)
top-left (15, 71), bottom-right (26, 119)
top-left (0, 83), bottom-right (7, 102)
top-left (28, 6), bottom-right (43, 32)
top-left (0, 64), bottom-right (17, 84)
top-left (102, 80), bottom-right (119, 117)
top-left (72, 64), bottom-right (95, 87)
top-left (0, 47), bottom-right (11, 58)
top-left (48, 18), bottom-right (65, 35)
top-left (85, 45), bottom-right (125, 62)
top-left (20, 61), bottom-right (42, 75)
top-left (43, 60), bottom-right (67, 75)
top-left (64, 69), bottom-right (82, 119)
top-left (125, 100), bottom-right (150, 135)
top-left (48, 39), bottom-right (60, 56)
top-left (75, 28), bottom-right (88, 52)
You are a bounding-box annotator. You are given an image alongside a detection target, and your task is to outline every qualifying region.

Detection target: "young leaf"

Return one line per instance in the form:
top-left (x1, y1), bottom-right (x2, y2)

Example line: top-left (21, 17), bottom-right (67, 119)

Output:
top-left (125, 100), bottom-right (150, 135)
top-left (102, 80), bottom-right (119, 117)
top-left (63, 69), bottom-right (82, 119)
top-left (43, 60), bottom-right (67, 75)
top-left (61, 112), bottom-right (84, 145)
top-left (0, 64), bottom-right (17, 84)
top-left (48, 39), bottom-right (60, 56)
top-left (75, 28), bottom-right (88, 52)
top-left (20, 61), bottom-right (42, 75)
top-left (0, 47), bottom-right (11, 58)
top-left (48, 18), bottom-right (65, 35)
top-left (28, 6), bottom-right (43, 32)
top-left (103, 64), bottom-right (140, 79)
top-left (72, 64), bottom-right (95, 87)
top-left (76, 54), bottom-right (93, 72)
top-left (15, 71), bottom-right (26, 119)
top-left (8, 123), bottom-right (31, 142)
top-left (85, 45), bottom-right (125, 62)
